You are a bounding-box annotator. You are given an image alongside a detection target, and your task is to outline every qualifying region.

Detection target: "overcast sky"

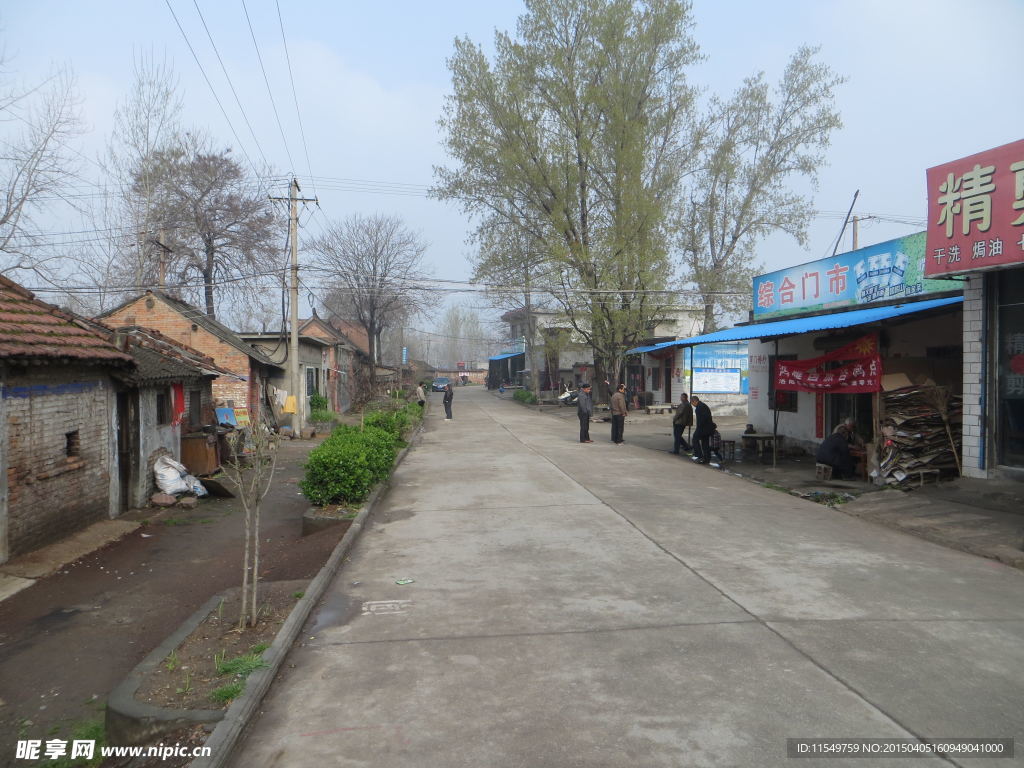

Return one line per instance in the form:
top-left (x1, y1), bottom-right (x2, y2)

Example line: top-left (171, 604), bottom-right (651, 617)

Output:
top-left (4, 0), bottom-right (1023, 312)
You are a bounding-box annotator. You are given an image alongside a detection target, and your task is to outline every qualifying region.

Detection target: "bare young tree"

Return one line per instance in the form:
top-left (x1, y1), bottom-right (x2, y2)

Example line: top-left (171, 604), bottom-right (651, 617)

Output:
top-left (309, 213), bottom-right (430, 388)
top-left (219, 425), bottom-right (279, 629)
top-left (0, 59), bottom-right (81, 279)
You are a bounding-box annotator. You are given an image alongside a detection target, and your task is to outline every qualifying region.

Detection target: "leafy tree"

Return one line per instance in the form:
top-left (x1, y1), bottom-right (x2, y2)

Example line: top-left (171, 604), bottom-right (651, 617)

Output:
top-left (676, 46), bottom-right (844, 330)
top-left (434, 0), bottom-right (701, 399)
top-left (309, 213), bottom-right (429, 389)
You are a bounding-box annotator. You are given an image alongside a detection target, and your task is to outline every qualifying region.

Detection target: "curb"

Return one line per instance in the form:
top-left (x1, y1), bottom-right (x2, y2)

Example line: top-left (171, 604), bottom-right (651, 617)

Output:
top-left (105, 595), bottom-right (227, 745)
top-left (192, 421), bottom-right (421, 768)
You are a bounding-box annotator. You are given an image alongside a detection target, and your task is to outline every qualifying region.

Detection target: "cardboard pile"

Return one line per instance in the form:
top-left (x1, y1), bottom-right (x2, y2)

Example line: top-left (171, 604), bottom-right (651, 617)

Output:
top-left (877, 385), bottom-right (962, 487)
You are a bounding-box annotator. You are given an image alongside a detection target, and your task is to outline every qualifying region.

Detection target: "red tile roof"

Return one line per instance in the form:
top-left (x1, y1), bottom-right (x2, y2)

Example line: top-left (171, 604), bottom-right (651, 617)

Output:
top-left (0, 276), bottom-right (132, 364)
top-left (331, 319), bottom-right (370, 356)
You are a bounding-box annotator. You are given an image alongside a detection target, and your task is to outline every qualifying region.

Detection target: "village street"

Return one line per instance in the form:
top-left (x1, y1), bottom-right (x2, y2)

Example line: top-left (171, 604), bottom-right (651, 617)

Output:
top-left (231, 387), bottom-right (1024, 768)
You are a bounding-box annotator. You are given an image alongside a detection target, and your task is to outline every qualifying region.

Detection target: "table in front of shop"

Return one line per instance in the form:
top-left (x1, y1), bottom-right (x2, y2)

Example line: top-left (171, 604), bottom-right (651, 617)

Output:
top-left (741, 433), bottom-right (785, 460)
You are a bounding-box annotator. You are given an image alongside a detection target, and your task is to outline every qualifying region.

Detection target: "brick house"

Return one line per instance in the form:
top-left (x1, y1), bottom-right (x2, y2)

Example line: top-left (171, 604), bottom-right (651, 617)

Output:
top-left (0, 276), bottom-right (133, 564)
top-left (97, 291), bottom-right (282, 419)
top-left (299, 312), bottom-right (361, 413)
top-left (110, 326), bottom-right (230, 507)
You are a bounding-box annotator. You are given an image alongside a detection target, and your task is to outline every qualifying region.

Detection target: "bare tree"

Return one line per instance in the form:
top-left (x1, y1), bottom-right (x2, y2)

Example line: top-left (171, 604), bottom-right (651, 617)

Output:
top-left (0, 59), bottom-right (81, 279)
top-left (310, 213), bottom-right (430, 388)
top-left (139, 132), bottom-right (282, 319)
top-left (219, 425), bottom-right (279, 629)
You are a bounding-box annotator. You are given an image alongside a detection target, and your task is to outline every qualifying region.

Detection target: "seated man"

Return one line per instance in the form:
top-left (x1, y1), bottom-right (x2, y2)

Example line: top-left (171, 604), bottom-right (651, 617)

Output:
top-left (816, 430), bottom-right (855, 479)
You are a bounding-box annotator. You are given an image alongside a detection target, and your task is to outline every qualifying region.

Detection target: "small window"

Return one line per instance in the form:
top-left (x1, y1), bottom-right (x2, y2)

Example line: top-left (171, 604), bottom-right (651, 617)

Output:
top-left (650, 365), bottom-right (661, 391)
top-left (65, 430), bottom-right (80, 458)
top-left (188, 390), bottom-right (202, 426)
top-left (156, 391), bottom-right (171, 425)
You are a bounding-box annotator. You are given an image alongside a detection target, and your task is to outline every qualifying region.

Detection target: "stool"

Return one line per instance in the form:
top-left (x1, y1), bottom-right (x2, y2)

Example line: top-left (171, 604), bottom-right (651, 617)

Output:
top-left (815, 463), bottom-right (833, 481)
top-left (720, 440), bottom-right (735, 462)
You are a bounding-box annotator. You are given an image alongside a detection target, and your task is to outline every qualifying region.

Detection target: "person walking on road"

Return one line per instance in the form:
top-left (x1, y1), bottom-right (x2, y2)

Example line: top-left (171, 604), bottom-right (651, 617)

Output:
top-left (690, 395), bottom-right (715, 464)
top-left (577, 382), bottom-right (593, 443)
top-left (609, 382), bottom-right (627, 444)
top-left (416, 383), bottom-right (426, 408)
top-left (671, 392), bottom-right (693, 454)
top-left (443, 383), bottom-right (454, 420)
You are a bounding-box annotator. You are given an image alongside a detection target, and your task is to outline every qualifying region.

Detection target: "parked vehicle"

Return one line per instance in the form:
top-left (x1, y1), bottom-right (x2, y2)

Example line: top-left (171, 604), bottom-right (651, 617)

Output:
top-left (431, 377), bottom-right (451, 392)
top-left (557, 384), bottom-right (578, 406)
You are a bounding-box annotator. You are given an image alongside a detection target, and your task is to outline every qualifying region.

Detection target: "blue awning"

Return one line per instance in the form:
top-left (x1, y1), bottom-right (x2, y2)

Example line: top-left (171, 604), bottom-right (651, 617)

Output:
top-left (647, 296), bottom-right (964, 350)
top-left (488, 351), bottom-right (523, 361)
top-left (624, 343), bottom-right (662, 355)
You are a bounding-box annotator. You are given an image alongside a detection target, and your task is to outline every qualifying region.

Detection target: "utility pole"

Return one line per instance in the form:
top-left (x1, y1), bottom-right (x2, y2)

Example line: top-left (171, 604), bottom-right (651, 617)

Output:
top-left (852, 215), bottom-right (859, 251)
top-left (270, 178), bottom-right (317, 433)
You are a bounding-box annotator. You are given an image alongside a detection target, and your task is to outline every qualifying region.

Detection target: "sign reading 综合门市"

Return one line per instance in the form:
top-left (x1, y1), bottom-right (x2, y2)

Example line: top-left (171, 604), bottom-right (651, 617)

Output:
top-left (752, 232), bottom-right (949, 320)
top-left (924, 138), bottom-right (1024, 276)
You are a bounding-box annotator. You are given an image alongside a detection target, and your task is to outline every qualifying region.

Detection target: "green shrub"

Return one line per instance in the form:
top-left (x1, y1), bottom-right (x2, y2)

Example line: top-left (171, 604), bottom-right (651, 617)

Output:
top-left (309, 393), bottom-right (329, 411)
top-left (364, 408), bottom-right (404, 438)
top-left (309, 408), bottom-right (336, 424)
top-left (301, 424), bottom-right (398, 505)
top-left (513, 389), bottom-right (538, 405)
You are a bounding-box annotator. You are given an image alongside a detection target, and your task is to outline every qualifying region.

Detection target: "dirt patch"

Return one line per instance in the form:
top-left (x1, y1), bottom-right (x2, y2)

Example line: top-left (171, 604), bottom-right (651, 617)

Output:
top-left (134, 580), bottom-right (306, 712)
top-left (99, 724), bottom-right (208, 768)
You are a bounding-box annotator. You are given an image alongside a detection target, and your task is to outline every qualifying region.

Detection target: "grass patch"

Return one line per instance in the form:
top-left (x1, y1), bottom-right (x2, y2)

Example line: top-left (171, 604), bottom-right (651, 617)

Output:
top-left (47, 719), bottom-right (106, 767)
top-left (292, 591), bottom-right (305, 599)
top-left (214, 650), bottom-right (268, 678)
top-left (210, 683), bottom-right (244, 703)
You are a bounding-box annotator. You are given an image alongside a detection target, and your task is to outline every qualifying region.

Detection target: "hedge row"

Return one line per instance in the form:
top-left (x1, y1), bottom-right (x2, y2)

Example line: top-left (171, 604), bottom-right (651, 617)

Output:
top-left (300, 402), bottom-right (423, 506)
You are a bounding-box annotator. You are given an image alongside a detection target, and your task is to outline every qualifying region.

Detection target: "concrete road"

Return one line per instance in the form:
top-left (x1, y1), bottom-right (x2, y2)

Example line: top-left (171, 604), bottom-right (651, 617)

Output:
top-left (232, 388), bottom-right (1024, 768)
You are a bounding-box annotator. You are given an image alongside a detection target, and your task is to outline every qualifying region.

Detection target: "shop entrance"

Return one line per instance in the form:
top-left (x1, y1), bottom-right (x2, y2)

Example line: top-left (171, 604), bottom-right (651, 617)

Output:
top-left (826, 392), bottom-right (874, 442)
top-left (997, 268), bottom-right (1024, 468)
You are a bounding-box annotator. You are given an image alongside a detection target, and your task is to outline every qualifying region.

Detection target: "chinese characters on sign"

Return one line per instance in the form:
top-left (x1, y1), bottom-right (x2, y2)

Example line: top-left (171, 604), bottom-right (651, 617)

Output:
top-left (753, 233), bottom-right (948, 319)
top-left (774, 335), bottom-right (883, 394)
top-left (925, 138), bottom-right (1024, 276)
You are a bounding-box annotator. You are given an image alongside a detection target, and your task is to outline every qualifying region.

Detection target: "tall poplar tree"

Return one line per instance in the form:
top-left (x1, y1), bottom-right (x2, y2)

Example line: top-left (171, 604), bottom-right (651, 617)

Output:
top-left (434, 0), bottom-right (700, 397)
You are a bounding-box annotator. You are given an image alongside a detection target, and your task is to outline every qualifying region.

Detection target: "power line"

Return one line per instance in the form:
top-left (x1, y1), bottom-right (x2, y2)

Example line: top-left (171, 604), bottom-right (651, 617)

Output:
top-left (275, 0), bottom-right (317, 199)
top-left (191, 0), bottom-right (273, 173)
top-left (241, 0), bottom-right (296, 174)
top-left (164, 0), bottom-right (268, 190)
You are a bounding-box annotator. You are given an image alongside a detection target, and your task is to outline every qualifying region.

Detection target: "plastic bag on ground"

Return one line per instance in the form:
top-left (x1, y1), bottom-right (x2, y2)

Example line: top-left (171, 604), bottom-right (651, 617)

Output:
top-left (186, 475), bottom-right (209, 497)
top-left (154, 455), bottom-right (191, 496)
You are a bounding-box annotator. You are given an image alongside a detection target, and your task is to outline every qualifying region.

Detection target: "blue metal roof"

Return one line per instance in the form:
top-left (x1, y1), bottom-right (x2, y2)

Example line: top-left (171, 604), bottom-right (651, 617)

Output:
top-left (646, 296), bottom-right (964, 350)
top-left (624, 343), bottom-right (662, 355)
top-left (488, 351), bottom-right (523, 361)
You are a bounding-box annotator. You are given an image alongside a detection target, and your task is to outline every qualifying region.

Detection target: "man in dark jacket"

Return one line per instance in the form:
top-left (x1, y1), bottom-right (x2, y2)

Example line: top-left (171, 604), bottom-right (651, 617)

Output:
top-left (816, 430), bottom-right (855, 478)
top-left (609, 383), bottom-right (627, 444)
top-left (443, 383), bottom-right (454, 420)
top-left (671, 392), bottom-right (693, 454)
top-left (690, 395), bottom-right (715, 464)
top-left (577, 382), bottom-right (593, 443)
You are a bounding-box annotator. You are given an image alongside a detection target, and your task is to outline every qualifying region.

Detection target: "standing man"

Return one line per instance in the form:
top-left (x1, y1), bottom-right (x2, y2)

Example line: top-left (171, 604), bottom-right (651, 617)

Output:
top-left (416, 382), bottom-right (426, 408)
top-left (443, 382), bottom-right (454, 421)
top-left (609, 383), bottom-right (627, 444)
top-left (690, 395), bottom-right (715, 464)
top-left (671, 392), bottom-right (693, 454)
top-left (577, 382), bottom-right (593, 443)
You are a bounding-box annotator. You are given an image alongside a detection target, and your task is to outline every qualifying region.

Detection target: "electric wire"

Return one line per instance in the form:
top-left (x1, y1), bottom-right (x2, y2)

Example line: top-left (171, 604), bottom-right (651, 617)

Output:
top-left (164, 0), bottom-right (269, 191)
top-left (275, 0), bottom-right (317, 199)
top-left (241, 0), bottom-right (297, 174)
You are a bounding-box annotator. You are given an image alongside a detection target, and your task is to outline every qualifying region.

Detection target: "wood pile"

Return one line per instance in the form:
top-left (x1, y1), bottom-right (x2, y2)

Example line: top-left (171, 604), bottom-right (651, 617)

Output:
top-left (877, 385), bottom-right (962, 487)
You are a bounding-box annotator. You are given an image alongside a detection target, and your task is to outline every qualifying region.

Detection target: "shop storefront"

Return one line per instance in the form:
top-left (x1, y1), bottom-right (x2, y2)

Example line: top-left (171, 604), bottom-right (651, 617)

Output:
top-left (924, 138), bottom-right (1024, 479)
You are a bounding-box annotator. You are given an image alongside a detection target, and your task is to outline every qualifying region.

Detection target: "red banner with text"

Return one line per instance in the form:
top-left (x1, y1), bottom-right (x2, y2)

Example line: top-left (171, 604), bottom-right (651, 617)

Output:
top-left (775, 335), bottom-right (882, 394)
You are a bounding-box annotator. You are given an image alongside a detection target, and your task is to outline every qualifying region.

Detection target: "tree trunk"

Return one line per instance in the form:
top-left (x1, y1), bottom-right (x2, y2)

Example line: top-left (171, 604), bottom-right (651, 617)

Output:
top-left (204, 244), bottom-right (216, 318)
top-left (702, 300), bottom-right (716, 333)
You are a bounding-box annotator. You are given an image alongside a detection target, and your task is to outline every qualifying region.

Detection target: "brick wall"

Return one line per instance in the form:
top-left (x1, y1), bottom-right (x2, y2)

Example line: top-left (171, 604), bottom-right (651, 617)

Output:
top-left (961, 275), bottom-right (987, 478)
top-left (2, 367), bottom-right (113, 558)
top-left (104, 296), bottom-right (256, 410)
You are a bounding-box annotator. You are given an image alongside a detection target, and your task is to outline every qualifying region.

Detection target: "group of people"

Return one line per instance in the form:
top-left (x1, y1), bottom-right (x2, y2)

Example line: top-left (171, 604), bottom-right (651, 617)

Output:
top-left (416, 382), bottom-right (455, 421)
top-left (575, 383), bottom-right (721, 464)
